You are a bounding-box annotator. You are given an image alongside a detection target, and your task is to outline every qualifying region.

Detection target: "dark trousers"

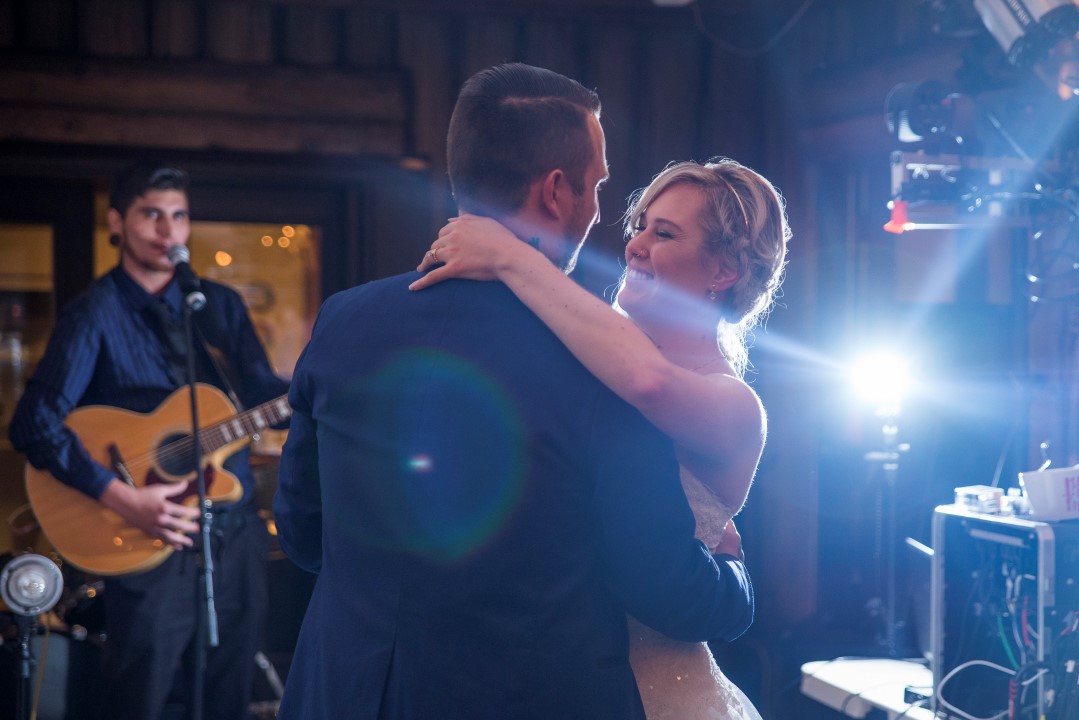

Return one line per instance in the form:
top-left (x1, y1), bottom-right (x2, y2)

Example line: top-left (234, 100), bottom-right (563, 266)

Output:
top-left (99, 510), bottom-right (269, 720)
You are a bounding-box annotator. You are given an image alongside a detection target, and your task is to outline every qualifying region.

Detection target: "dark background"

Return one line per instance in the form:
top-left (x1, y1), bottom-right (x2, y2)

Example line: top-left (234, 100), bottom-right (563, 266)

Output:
top-left (2, 1), bottom-right (1078, 718)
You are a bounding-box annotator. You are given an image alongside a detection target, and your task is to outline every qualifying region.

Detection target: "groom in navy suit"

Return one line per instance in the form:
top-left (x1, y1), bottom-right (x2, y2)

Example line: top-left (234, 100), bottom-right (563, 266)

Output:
top-left (274, 63), bottom-right (753, 720)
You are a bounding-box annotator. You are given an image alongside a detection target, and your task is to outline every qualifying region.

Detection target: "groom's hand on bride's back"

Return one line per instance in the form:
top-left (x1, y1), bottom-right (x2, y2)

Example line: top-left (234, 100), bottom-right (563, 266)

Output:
top-left (711, 520), bottom-right (744, 562)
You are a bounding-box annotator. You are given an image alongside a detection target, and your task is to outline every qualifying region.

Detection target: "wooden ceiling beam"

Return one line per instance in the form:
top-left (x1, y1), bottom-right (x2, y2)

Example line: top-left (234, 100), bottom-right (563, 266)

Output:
top-left (0, 57), bottom-right (409, 156)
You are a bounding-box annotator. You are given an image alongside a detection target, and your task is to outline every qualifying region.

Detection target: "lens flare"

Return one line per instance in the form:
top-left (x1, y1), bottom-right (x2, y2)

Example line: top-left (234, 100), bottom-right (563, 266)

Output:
top-left (324, 350), bottom-right (526, 564)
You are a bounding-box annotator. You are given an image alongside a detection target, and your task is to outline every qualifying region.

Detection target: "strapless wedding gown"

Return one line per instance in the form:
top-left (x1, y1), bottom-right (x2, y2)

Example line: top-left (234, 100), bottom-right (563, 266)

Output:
top-left (628, 468), bottom-right (763, 720)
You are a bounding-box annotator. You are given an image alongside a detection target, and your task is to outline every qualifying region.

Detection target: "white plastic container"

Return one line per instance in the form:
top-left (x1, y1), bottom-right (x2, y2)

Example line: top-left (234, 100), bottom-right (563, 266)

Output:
top-left (1018, 466), bottom-right (1079, 521)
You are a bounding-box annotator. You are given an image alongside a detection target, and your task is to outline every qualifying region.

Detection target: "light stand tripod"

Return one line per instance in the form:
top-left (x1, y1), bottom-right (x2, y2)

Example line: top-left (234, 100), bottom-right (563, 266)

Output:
top-left (852, 350), bottom-right (914, 658)
top-left (864, 408), bottom-right (909, 658)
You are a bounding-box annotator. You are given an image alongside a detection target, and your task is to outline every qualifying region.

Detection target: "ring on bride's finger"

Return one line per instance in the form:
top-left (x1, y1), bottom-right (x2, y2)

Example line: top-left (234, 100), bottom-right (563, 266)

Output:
top-left (428, 247), bottom-right (441, 263)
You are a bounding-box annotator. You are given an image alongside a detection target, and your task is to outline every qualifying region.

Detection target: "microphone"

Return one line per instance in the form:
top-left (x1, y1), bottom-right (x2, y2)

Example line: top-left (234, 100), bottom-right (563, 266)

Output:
top-left (167, 244), bottom-right (207, 311)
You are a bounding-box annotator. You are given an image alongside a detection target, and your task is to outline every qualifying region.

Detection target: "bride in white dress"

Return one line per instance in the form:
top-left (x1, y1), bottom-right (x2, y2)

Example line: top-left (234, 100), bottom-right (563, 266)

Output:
top-left (627, 464), bottom-right (764, 720)
top-left (414, 158), bottom-right (789, 719)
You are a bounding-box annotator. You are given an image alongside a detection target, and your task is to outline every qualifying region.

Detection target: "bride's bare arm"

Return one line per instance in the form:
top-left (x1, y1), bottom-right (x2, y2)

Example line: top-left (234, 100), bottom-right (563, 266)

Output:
top-left (412, 215), bottom-right (764, 510)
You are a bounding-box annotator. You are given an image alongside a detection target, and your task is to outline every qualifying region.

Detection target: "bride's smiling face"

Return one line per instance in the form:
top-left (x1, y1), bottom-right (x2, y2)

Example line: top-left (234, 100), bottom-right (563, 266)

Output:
top-left (616, 184), bottom-right (728, 328)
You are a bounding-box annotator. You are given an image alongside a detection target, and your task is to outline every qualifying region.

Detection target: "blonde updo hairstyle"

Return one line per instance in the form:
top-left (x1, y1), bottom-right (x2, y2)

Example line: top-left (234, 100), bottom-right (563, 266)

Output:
top-left (622, 158), bottom-right (790, 377)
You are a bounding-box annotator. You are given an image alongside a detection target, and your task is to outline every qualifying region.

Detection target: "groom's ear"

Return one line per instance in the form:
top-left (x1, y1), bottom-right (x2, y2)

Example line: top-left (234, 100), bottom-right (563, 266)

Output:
top-left (538, 169), bottom-right (569, 221)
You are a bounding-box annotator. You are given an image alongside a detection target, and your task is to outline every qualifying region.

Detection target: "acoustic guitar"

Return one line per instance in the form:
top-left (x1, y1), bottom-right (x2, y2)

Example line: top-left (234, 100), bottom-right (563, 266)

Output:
top-left (25, 383), bottom-right (291, 576)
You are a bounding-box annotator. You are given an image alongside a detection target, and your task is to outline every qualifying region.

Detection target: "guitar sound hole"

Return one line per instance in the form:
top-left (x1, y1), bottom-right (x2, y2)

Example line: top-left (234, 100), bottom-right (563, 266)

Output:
top-left (157, 433), bottom-right (197, 477)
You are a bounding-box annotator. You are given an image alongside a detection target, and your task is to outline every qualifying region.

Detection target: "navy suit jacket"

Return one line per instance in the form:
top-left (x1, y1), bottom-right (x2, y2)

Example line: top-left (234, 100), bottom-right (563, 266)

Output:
top-left (274, 272), bottom-right (753, 720)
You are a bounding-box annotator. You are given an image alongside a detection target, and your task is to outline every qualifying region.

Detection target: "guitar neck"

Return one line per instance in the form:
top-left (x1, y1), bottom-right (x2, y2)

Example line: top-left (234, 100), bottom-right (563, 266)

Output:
top-left (199, 394), bottom-right (291, 453)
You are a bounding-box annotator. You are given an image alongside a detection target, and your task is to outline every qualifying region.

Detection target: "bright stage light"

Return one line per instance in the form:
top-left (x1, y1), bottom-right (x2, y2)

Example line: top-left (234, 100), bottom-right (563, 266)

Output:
top-left (850, 351), bottom-right (912, 417)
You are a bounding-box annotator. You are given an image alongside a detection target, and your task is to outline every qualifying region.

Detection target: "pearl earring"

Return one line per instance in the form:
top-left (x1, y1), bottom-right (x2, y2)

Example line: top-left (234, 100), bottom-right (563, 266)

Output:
top-left (708, 286), bottom-right (719, 301)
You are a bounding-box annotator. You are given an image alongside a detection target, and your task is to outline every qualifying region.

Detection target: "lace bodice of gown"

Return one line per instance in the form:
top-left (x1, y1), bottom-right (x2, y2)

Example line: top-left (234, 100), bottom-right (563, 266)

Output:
top-left (679, 465), bottom-right (735, 549)
top-left (627, 467), bottom-right (760, 720)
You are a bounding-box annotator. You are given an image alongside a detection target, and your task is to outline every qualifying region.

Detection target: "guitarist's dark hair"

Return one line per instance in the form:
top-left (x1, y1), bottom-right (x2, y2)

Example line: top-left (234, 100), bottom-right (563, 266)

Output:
top-left (109, 161), bottom-right (190, 216)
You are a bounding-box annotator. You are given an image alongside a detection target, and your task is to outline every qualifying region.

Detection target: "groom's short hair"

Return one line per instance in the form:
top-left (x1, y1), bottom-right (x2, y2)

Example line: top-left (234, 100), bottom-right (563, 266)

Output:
top-left (447, 63), bottom-right (601, 216)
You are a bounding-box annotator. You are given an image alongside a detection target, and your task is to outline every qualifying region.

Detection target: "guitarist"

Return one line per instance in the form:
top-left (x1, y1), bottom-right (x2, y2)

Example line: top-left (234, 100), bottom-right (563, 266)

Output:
top-left (10, 161), bottom-right (290, 720)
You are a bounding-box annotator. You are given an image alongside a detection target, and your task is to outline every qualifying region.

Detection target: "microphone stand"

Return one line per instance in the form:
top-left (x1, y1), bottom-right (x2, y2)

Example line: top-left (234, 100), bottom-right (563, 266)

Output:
top-left (14, 614), bottom-right (34, 720)
top-left (181, 289), bottom-right (217, 720)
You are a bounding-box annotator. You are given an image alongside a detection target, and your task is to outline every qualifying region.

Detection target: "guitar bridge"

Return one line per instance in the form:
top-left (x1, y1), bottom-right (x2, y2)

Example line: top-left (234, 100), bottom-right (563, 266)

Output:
top-left (108, 444), bottom-right (137, 487)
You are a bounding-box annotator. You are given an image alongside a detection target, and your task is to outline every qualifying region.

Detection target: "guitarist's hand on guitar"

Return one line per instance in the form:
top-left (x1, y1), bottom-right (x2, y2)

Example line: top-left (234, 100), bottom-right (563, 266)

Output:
top-left (25, 386), bottom-right (290, 574)
top-left (100, 479), bottom-right (202, 550)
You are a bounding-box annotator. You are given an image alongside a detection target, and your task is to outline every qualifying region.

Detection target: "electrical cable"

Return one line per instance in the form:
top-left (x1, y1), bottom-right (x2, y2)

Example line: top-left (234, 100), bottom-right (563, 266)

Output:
top-left (1012, 609), bottom-right (1027, 667)
top-left (1021, 597), bottom-right (1032, 651)
top-left (691, 0), bottom-right (815, 58)
top-left (936, 658), bottom-right (1015, 720)
top-left (959, 188), bottom-right (1079, 290)
top-left (1049, 620), bottom-right (1078, 720)
top-left (999, 614), bottom-right (1021, 670)
top-left (1014, 662), bottom-right (1053, 719)
top-left (893, 695), bottom-right (931, 720)
top-left (988, 399), bottom-right (1022, 488)
top-left (951, 547), bottom-right (997, 680)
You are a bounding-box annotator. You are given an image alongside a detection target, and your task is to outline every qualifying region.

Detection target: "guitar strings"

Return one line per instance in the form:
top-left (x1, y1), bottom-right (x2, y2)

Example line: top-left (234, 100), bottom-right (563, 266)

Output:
top-left (117, 416), bottom-right (258, 472)
top-left (104, 397), bottom-right (287, 477)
